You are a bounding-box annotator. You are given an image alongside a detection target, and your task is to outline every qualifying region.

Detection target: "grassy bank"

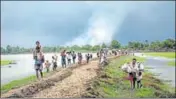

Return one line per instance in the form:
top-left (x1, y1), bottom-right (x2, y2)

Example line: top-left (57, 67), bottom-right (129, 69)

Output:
top-left (1, 60), bottom-right (13, 66)
top-left (1, 71), bottom-right (51, 94)
top-left (1, 58), bottom-right (98, 94)
top-left (144, 52), bottom-right (175, 59)
top-left (83, 56), bottom-right (175, 98)
top-left (168, 61), bottom-right (175, 66)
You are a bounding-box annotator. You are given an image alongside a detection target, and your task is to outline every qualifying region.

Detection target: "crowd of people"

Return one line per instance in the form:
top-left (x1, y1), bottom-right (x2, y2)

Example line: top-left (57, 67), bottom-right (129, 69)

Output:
top-left (32, 41), bottom-right (94, 79)
top-left (32, 41), bottom-right (143, 90)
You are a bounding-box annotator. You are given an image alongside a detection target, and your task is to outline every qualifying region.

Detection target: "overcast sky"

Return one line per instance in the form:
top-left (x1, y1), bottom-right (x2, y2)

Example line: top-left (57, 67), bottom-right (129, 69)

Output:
top-left (1, 1), bottom-right (175, 48)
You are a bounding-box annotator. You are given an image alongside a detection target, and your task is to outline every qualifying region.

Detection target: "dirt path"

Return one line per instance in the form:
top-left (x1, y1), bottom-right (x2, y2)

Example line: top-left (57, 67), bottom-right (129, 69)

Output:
top-left (1, 56), bottom-right (118, 98)
top-left (33, 60), bottom-right (99, 98)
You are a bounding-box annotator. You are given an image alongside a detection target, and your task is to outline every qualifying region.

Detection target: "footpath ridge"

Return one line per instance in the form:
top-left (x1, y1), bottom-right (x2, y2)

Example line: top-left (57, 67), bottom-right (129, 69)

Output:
top-left (1, 55), bottom-right (119, 98)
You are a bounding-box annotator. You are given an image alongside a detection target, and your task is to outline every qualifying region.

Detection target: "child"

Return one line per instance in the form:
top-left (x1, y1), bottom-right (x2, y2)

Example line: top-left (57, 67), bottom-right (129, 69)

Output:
top-left (33, 41), bottom-right (42, 60)
top-left (136, 71), bottom-right (143, 88)
top-left (67, 52), bottom-right (72, 65)
top-left (52, 56), bottom-right (57, 71)
top-left (45, 60), bottom-right (51, 72)
top-left (72, 51), bottom-right (76, 64)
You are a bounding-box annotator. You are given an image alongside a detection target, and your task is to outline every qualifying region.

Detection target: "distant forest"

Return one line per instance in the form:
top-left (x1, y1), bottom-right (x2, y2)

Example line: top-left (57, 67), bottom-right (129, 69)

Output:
top-left (1, 38), bottom-right (175, 54)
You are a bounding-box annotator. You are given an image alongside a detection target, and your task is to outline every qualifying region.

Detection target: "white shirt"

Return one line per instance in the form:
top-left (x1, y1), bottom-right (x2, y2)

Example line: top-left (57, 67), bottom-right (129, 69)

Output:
top-left (129, 62), bottom-right (139, 73)
top-left (67, 54), bottom-right (72, 59)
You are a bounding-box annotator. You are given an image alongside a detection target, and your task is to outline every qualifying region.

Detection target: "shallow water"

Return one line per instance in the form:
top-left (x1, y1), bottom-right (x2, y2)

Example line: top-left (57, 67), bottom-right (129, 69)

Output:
top-left (1, 53), bottom-right (96, 85)
top-left (134, 53), bottom-right (175, 87)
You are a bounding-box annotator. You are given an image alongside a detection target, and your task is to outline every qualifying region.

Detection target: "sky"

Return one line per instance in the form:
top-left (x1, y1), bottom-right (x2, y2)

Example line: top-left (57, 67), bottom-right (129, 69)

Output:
top-left (1, 1), bottom-right (175, 48)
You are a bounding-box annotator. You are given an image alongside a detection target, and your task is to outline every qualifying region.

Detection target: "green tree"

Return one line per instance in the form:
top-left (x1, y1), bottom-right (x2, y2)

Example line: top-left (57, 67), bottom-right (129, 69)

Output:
top-left (101, 43), bottom-right (107, 48)
top-left (6, 45), bottom-right (12, 53)
top-left (111, 40), bottom-right (121, 49)
top-left (92, 45), bottom-right (100, 51)
top-left (1, 47), bottom-right (6, 54)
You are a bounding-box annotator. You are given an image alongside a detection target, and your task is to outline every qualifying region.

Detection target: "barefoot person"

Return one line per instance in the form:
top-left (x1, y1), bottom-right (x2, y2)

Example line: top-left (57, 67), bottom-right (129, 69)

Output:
top-left (78, 53), bottom-right (82, 64)
top-left (45, 60), bottom-right (51, 72)
top-left (61, 50), bottom-right (66, 68)
top-left (121, 58), bottom-right (139, 89)
top-left (129, 58), bottom-right (139, 89)
top-left (72, 51), bottom-right (76, 64)
top-left (86, 53), bottom-right (90, 63)
top-left (35, 52), bottom-right (44, 79)
top-left (52, 56), bottom-right (57, 71)
top-left (136, 71), bottom-right (143, 88)
top-left (33, 41), bottom-right (44, 79)
top-left (67, 52), bottom-right (72, 65)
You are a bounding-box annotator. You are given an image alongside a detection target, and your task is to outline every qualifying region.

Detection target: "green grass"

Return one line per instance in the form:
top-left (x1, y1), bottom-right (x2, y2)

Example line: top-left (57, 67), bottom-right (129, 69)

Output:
top-left (84, 56), bottom-right (175, 98)
top-left (1, 60), bottom-right (13, 66)
top-left (1, 72), bottom-right (48, 94)
top-left (144, 52), bottom-right (175, 59)
top-left (168, 61), bottom-right (175, 66)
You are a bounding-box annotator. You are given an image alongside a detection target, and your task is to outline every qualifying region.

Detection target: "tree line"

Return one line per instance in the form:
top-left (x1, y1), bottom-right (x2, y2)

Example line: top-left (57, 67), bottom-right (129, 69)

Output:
top-left (1, 38), bottom-right (175, 54)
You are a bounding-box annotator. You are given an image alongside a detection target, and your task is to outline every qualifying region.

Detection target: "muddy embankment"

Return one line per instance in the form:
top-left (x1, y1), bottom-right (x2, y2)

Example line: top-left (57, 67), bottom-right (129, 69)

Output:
top-left (1, 56), bottom-right (120, 98)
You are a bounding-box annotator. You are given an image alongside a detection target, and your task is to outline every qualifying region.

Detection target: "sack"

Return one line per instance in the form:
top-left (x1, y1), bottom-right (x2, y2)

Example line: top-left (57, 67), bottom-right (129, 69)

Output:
top-left (138, 63), bottom-right (144, 71)
top-left (121, 64), bottom-right (132, 73)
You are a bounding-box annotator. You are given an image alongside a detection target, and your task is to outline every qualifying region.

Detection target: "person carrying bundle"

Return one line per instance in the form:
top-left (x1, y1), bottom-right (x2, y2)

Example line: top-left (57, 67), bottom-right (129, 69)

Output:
top-left (121, 58), bottom-right (144, 89)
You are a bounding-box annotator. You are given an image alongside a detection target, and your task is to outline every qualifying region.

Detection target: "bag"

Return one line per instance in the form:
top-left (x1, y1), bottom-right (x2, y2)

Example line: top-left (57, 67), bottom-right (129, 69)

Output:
top-left (138, 63), bottom-right (144, 71)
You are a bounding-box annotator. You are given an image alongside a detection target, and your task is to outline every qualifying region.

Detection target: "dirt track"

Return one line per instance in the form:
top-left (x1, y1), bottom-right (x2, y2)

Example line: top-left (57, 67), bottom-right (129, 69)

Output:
top-left (1, 56), bottom-right (118, 98)
top-left (33, 60), bottom-right (99, 98)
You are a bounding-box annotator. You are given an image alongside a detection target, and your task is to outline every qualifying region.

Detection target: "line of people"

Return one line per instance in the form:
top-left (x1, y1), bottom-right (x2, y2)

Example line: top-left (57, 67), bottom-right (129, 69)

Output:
top-left (33, 41), bottom-right (94, 79)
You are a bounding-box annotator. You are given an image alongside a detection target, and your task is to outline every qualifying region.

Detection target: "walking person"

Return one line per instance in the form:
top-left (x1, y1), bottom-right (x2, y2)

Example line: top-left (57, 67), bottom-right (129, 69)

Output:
top-left (52, 56), bottom-right (57, 71)
top-left (136, 71), bottom-right (143, 88)
top-left (67, 52), bottom-right (72, 65)
top-left (129, 58), bottom-right (139, 89)
top-left (97, 52), bottom-right (99, 58)
top-left (35, 52), bottom-right (44, 79)
top-left (61, 50), bottom-right (66, 68)
top-left (45, 60), bottom-right (51, 72)
top-left (90, 54), bottom-right (93, 59)
top-left (86, 53), bottom-right (90, 64)
top-left (72, 51), bottom-right (76, 64)
top-left (78, 53), bottom-right (82, 65)
top-left (33, 41), bottom-right (44, 80)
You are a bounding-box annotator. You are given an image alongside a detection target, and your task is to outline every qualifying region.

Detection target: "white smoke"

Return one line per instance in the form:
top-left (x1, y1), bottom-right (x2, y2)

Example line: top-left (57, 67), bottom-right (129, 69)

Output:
top-left (65, 1), bottom-right (158, 46)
